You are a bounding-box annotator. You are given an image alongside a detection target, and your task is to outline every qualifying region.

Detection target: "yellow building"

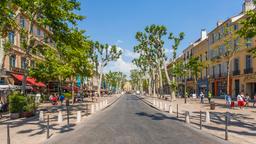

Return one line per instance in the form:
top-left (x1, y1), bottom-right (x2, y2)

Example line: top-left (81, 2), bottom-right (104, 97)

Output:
top-left (180, 0), bottom-right (256, 98)
top-left (182, 29), bottom-right (208, 96)
top-left (208, 14), bottom-right (256, 97)
top-left (0, 9), bottom-right (54, 86)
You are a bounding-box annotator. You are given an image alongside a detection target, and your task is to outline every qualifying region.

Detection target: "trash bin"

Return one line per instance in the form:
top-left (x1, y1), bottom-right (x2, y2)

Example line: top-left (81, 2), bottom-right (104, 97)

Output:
top-left (210, 101), bottom-right (215, 110)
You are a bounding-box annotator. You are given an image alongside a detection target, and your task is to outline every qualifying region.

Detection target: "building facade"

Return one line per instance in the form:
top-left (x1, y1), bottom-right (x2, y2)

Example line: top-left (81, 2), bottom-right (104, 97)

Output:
top-left (174, 0), bottom-right (256, 98)
top-left (0, 9), bottom-right (54, 87)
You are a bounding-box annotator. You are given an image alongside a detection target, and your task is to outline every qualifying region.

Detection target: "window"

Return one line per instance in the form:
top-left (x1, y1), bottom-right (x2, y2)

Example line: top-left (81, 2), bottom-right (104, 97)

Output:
top-left (205, 52), bottom-right (208, 60)
top-left (234, 39), bottom-right (239, 50)
top-left (246, 55), bottom-right (252, 69)
top-left (8, 32), bottom-right (15, 44)
top-left (234, 24), bottom-right (238, 31)
top-left (20, 34), bottom-right (26, 47)
top-left (37, 28), bottom-right (41, 36)
top-left (21, 57), bottom-right (26, 69)
top-left (218, 64), bottom-right (221, 76)
top-left (213, 66), bottom-right (215, 77)
top-left (9, 55), bottom-right (16, 69)
top-left (246, 38), bottom-right (252, 48)
top-left (20, 16), bottom-right (25, 28)
top-left (234, 58), bottom-right (240, 71)
top-left (30, 60), bottom-right (35, 68)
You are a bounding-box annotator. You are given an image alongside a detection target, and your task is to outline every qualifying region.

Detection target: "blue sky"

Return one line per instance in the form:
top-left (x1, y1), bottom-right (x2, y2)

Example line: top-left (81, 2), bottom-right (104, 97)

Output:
top-left (77, 0), bottom-right (244, 76)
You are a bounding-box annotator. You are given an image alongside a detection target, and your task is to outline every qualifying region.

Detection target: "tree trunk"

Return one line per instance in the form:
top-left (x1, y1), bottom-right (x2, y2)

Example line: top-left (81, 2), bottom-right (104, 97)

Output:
top-left (153, 69), bottom-right (156, 97)
top-left (98, 72), bottom-right (103, 97)
top-left (164, 60), bottom-right (172, 97)
top-left (21, 58), bottom-right (28, 94)
top-left (148, 77), bottom-right (152, 96)
top-left (227, 60), bottom-right (231, 96)
top-left (171, 64), bottom-right (176, 101)
top-left (158, 66), bottom-right (163, 95)
top-left (71, 76), bottom-right (75, 104)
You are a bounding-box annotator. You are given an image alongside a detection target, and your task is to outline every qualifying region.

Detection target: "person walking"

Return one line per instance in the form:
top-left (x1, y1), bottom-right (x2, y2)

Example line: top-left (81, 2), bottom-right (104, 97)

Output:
top-left (253, 94), bottom-right (256, 107)
top-left (59, 94), bottom-right (65, 105)
top-left (245, 94), bottom-right (250, 107)
top-left (200, 92), bottom-right (204, 104)
top-left (225, 94), bottom-right (231, 108)
top-left (237, 93), bottom-right (245, 109)
top-left (208, 91), bottom-right (212, 103)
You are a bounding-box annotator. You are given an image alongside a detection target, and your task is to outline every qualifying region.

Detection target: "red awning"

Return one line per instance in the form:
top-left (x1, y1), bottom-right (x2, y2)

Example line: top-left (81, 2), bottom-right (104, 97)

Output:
top-left (11, 74), bottom-right (46, 87)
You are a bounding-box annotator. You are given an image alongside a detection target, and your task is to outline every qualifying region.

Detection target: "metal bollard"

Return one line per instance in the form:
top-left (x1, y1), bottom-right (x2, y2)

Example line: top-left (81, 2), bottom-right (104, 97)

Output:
top-left (200, 111), bottom-right (202, 130)
top-left (177, 104), bottom-right (179, 118)
top-left (46, 115), bottom-right (50, 139)
top-left (7, 123), bottom-right (10, 144)
top-left (225, 112), bottom-right (229, 140)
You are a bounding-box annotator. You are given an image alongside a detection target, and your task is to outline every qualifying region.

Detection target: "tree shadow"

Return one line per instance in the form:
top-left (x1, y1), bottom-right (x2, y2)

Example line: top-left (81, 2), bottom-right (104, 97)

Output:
top-left (135, 112), bottom-right (183, 122)
top-left (188, 111), bottom-right (256, 137)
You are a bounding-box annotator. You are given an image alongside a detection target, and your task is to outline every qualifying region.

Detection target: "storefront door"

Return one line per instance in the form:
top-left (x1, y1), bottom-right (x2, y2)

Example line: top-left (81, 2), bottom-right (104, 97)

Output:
top-left (235, 80), bottom-right (240, 97)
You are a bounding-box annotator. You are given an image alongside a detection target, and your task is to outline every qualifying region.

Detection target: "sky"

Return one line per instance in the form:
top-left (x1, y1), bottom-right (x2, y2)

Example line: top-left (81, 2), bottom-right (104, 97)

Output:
top-left (77, 0), bottom-right (244, 77)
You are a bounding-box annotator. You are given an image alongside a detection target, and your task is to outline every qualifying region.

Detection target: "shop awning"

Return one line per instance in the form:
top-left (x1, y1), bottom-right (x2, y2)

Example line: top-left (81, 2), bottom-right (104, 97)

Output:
top-left (11, 74), bottom-right (46, 87)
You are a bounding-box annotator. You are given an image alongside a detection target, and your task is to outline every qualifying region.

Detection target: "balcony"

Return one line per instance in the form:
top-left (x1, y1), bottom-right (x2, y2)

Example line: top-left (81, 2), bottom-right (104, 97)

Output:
top-left (233, 70), bottom-right (240, 76)
top-left (10, 67), bottom-right (25, 74)
top-left (244, 68), bottom-right (253, 74)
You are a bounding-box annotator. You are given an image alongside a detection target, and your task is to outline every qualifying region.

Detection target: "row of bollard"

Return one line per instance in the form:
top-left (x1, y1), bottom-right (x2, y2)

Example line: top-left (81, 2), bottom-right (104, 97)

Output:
top-left (6, 98), bottom-right (113, 143)
top-left (153, 99), bottom-right (230, 141)
top-left (37, 99), bottom-right (109, 140)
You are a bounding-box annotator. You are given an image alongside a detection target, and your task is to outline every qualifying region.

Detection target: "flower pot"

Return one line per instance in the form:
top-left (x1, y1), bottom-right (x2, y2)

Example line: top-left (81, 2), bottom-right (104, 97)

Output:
top-left (21, 112), bottom-right (34, 118)
top-left (10, 113), bottom-right (20, 119)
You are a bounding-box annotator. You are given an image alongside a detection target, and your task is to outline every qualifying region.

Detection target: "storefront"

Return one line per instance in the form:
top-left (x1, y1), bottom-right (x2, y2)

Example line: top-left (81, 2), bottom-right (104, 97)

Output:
top-left (244, 74), bottom-right (256, 99)
top-left (212, 78), bottom-right (232, 97)
top-left (197, 79), bottom-right (209, 96)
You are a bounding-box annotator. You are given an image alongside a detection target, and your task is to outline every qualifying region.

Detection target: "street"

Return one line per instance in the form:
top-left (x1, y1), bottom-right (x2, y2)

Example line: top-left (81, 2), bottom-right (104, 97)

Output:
top-left (45, 95), bottom-right (227, 144)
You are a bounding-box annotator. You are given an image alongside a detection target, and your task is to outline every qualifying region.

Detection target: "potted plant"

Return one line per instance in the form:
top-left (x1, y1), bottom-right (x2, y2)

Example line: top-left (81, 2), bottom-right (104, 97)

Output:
top-left (9, 92), bottom-right (26, 119)
top-left (21, 96), bottom-right (37, 118)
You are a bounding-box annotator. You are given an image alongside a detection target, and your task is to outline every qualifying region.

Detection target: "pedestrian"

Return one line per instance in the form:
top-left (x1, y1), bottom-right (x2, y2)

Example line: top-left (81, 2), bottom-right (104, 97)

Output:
top-left (59, 94), bottom-right (65, 105)
top-left (200, 92), bottom-right (204, 104)
top-left (237, 93), bottom-right (245, 109)
top-left (253, 94), bottom-right (256, 107)
top-left (208, 91), bottom-right (212, 103)
top-left (225, 94), bottom-right (231, 108)
top-left (245, 93), bottom-right (250, 107)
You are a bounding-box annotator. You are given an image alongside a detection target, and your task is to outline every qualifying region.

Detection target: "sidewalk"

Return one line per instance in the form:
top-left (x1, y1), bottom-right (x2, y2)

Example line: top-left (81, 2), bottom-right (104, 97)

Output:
top-left (0, 94), bottom-right (121, 144)
top-left (141, 96), bottom-right (256, 144)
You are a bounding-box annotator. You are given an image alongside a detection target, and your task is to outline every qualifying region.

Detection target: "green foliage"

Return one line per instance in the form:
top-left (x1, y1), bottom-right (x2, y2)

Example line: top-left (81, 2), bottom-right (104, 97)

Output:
top-left (23, 96), bottom-right (37, 112)
top-left (186, 56), bottom-right (204, 80)
top-left (104, 71), bottom-right (126, 90)
top-left (9, 92), bottom-right (26, 113)
top-left (0, 0), bottom-right (86, 92)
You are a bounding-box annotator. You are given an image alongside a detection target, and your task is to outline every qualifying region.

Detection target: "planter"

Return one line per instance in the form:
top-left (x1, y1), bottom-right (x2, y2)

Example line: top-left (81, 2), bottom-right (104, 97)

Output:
top-left (21, 112), bottom-right (34, 118)
top-left (10, 113), bottom-right (20, 119)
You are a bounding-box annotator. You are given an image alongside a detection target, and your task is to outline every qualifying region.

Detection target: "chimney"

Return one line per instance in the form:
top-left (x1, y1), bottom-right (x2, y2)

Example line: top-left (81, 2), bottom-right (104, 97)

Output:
top-left (243, 0), bottom-right (255, 12)
top-left (217, 20), bottom-right (223, 27)
top-left (201, 29), bottom-right (207, 40)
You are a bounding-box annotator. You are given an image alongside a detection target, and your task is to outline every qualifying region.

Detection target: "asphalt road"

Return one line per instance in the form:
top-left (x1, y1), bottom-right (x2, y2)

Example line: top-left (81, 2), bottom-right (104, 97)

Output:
top-left (45, 95), bottom-right (228, 144)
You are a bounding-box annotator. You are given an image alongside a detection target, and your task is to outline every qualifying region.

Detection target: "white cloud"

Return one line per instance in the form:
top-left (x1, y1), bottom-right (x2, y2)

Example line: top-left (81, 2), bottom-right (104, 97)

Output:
top-left (116, 40), bottom-right (123, 44)
top-left (104, 47), bottom-right (138, 77)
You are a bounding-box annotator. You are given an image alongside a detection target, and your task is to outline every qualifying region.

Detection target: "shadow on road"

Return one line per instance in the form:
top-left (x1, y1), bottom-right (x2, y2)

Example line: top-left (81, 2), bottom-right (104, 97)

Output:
top-left (135, 112), bottom-right (183, 122)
